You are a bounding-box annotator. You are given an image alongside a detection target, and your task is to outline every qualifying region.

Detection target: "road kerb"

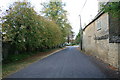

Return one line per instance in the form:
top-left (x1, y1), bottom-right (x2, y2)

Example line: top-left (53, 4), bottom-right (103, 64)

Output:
top-left (41, 47), bottom-right (67, 59)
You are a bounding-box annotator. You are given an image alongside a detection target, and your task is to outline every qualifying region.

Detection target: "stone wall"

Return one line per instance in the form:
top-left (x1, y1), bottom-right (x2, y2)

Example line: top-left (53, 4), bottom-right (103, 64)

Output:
top-left (109, 13), bottom-right (120, 43)
top-left (108, 13), bottom-right (120, 69)
top-left (82, 12), bottom-right (119, 69)
top-left (108, 43), bottom-right (119, 68)
top-left (118, 44), bottom-right (120, 71)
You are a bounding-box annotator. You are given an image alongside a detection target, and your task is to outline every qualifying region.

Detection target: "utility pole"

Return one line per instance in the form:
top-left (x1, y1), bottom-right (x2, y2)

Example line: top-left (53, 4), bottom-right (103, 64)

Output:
top-left (78, 0), bottom-right (87, 50)
top-left (79, 15), bottom-right (83, 50)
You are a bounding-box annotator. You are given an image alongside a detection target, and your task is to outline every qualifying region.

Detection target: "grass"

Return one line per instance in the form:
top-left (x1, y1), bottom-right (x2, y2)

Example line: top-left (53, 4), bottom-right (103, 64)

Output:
top-left (2, 47), bottom-right (66, 78)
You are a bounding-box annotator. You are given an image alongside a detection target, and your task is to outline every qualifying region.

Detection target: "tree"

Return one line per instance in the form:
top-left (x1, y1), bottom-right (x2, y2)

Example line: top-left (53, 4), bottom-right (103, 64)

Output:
top-left (2, 1), bottom-right (64, 53)
top-left (2, 2), bottom-right (36, 51)
top-left (41, 0), bottom-right (67, 27)
top-left (65, 24), bottom-right (74, 43)
top-left (41, 0), bottom-right (73, 42)
top-left (102, 2), bottom-right (120, 19)
top-left (75, 32), bottom-right (80, 44)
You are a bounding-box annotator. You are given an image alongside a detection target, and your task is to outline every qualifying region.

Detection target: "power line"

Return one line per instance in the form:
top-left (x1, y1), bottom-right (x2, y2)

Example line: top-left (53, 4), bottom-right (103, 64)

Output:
top-left (79, 0), bottom-right (88, 29)
top-left (79, 0), bottom-right (87, 50)
top-left (80, 0), bottom-right (87, 13)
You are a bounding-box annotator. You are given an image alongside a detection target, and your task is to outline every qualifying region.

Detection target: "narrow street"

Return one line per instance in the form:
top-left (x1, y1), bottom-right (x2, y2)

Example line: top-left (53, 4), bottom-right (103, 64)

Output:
top-left (1, 1), bottom-right (119, 80)
top-left (5, 46), bottom-right (109, 78)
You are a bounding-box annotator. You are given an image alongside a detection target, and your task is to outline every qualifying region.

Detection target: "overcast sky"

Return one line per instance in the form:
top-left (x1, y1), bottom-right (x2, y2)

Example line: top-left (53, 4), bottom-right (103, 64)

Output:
top-left (0, 0), bottom-right (99, 36)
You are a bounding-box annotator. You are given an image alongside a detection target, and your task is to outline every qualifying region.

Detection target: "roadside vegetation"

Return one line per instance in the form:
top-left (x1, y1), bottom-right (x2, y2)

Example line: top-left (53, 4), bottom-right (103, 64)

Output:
top-left (2, 48), bottom-right (64, 78)
top-left (2, 1), bottom-right (72, 62)
top-left (75, 32), bottom-right (80, 45)
top-left (2, 0), bottom-right (73, 77)
top-left (101, 2), bottom-right (120, 20)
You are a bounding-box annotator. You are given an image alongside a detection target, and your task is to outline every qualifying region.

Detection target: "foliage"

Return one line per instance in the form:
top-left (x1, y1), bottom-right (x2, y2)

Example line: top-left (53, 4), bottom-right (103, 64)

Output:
top-left (2, 1), bottom-right (64, 53)
top-left (5, 53), bottom-right (32, 63)
top-left (101, 2), bottom-right (120, 19)
top-left (75, 32), bottom-right (80, 44)
top-left (41, 1), bottom-right (67, 26)
top-left (41, 0), bottom-right (73, 40)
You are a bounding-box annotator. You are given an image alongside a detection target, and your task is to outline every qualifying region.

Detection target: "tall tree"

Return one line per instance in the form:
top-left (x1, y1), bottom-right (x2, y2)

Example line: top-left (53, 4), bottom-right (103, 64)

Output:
top-left (2, 2), bottom-right (37, 51)
top-left (41, 1), bottom-right (67, 27)
top-left (2, 1), bottom-right (64, 52)
top-left (65, 23), bottom-right (74, 43)
top-left (102, 2), bottom-right (120, 19)
top-left (41, 0), bottom-right (73, 42)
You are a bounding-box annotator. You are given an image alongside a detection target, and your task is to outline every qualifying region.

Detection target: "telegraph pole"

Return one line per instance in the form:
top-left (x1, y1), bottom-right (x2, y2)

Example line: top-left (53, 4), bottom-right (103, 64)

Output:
top-left (79, 0), bottom-right (87, 50)
top-left (79, 15), bottom-right (83, 50)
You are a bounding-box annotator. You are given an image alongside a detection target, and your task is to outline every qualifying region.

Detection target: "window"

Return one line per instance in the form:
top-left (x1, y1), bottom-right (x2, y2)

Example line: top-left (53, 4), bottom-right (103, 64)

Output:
top-left (97, 19), bottom-right (101, 31)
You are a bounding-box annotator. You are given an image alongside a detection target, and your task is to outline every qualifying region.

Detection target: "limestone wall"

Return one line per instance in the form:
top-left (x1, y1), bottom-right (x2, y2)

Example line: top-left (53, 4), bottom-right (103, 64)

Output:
top-left (108, 43), bottom-right (119, 68)
top-left (82, 12), bottom-right (119, 69)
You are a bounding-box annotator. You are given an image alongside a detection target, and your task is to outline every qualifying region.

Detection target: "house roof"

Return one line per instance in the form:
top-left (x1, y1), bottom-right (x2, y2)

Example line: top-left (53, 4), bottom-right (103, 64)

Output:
top-left (83, 11), bottom-right (105, 31)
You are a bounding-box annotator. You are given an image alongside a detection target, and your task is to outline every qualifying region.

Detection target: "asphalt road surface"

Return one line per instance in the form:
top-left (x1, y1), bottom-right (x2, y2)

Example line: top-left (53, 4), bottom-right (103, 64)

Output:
top-left (6, 46), bottom-right (108, 78)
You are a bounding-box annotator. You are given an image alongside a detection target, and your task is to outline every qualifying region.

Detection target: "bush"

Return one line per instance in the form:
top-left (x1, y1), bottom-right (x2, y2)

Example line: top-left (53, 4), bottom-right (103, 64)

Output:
top-left (2, 2), bottom-right (64, 53)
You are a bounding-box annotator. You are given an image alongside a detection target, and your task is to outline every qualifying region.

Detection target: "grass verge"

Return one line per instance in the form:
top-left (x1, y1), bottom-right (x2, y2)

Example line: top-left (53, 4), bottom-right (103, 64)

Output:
top-left (2, 47), bottom-right (66, 78)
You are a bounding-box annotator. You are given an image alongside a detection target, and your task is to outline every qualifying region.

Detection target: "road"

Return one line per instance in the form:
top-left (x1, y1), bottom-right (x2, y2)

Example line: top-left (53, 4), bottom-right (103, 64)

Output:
top-left (6, 46), bottom-right (107, 78)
